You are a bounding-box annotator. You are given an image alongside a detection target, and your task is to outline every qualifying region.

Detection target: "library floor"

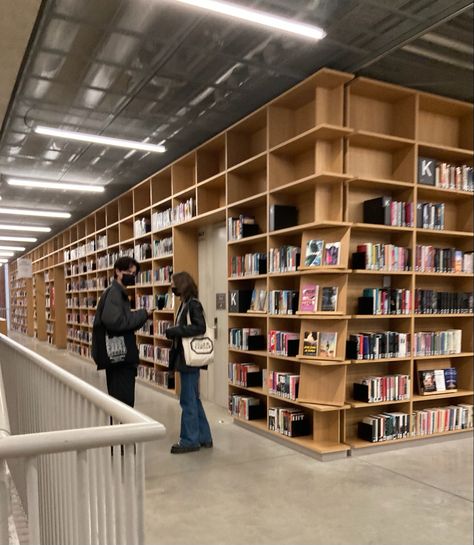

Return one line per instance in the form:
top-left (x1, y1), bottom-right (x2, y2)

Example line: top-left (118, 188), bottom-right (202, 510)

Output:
top-left (11, 333), bottom-right (474, 545)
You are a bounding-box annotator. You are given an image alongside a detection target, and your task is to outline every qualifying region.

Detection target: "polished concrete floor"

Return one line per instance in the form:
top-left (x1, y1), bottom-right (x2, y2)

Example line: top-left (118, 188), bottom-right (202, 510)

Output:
top-left (11, 333), bottom-right (474, 545)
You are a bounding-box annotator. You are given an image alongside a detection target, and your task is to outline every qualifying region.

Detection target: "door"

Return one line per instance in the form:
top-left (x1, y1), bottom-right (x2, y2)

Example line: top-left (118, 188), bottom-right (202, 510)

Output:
top-left (198, 222), bottom-right (228, 407)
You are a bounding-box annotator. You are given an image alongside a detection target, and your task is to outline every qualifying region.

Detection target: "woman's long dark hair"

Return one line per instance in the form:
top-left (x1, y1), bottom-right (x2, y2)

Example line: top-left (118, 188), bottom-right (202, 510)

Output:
top-left (172, 271), bottom-right (198, 301)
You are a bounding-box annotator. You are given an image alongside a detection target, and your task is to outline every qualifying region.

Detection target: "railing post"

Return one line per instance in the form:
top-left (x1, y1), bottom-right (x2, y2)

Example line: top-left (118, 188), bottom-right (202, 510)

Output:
top-left (26, 457), bottom-right (41, 545)
top-left (77, 450), bottom-right (91, 545)
top-left (0, 460), bottom-right (10, 545)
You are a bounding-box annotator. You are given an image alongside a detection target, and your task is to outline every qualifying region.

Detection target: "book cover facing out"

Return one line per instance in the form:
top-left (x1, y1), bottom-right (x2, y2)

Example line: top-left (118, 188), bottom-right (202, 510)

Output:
top-left (302, 331), bottom-right (319, 357)
top-left (304, 240), bottom-right (324, 267)
top-left (320, 287), bottom-right (338, 312)
top-left (319, 332), bottom-right (337, 358)
top-left (300, 284), bottom-right (318, 312)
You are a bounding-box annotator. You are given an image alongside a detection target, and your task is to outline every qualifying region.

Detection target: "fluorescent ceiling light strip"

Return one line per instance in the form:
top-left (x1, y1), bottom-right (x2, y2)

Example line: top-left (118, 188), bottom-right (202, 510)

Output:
top-left (0, 236), bottom-right (37, 242)
top-left (0, 251), bottom-right (14, 257)
top-left (8, 178), bottom-right (105, 193)
top-left (0, 245), bottom-right (25, 251)
top-left (172, 0), bottom-right (326, 40)
top-left (0, 207), bottom-right (70, 219)
top-left (0, 260), bottom-right (8, 264)
top-left (0, 224), bottom-right (50, 233)
top-left (35, 126), bottom-right (166, 153)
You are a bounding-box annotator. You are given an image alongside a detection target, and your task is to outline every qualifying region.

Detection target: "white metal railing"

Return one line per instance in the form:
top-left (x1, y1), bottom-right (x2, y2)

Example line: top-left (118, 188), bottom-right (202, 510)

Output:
top-left (0, 334), bottom-right (166, 545)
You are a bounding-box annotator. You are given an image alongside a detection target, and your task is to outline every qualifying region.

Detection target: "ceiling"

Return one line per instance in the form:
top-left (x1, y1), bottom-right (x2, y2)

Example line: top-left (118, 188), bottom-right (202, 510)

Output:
top-left (0, 0), bottom-right (472, 250)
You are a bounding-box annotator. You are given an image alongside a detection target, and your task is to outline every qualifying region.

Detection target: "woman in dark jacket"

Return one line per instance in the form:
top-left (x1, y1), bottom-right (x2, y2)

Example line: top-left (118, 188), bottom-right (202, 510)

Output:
top-left (165, 272), bottom-right (213, 454)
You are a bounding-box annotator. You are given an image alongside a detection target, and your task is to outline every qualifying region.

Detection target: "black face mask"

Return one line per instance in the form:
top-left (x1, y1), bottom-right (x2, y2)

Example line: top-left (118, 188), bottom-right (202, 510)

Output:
top-left (171, 287), bottom-right (180, 296)
top-left (122, 273), bottom-right (136, 287)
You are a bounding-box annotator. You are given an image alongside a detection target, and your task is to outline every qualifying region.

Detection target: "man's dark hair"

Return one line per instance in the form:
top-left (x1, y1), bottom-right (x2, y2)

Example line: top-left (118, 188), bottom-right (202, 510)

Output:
top-left (172, 271), bottom-right (198, 301)
top-left (114, 257), bottom-right (140, 279)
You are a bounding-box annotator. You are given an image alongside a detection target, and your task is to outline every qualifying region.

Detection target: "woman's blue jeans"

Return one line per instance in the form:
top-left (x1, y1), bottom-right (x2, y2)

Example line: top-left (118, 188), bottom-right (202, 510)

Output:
top-left (179, 369), bottom-right (212, 447)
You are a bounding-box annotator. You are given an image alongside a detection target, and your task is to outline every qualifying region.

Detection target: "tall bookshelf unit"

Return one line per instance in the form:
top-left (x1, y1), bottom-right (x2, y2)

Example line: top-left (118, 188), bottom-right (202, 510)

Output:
top-left (343, 78), bottom-right (473, 451)
top-left (9, 68), bottom-right (473, 459)
top-left (10, 261), bottom-right (34, 336)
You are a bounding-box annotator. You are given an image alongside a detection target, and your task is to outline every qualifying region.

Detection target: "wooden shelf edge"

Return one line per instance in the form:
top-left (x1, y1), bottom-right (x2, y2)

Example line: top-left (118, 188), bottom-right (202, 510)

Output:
top-left (347, 427), bottom-right (473, 449)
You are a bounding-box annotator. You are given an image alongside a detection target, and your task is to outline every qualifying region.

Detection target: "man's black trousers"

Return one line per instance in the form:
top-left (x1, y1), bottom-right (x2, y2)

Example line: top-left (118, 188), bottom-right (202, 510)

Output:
top-left (105, 365), bottom-right (136, 407)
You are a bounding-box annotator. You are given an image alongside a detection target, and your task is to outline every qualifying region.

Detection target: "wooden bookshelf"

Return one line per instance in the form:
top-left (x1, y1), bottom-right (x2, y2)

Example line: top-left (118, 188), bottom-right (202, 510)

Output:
top-left (343, 77), bottom-right (473, 450)
top-left (9, 68), bottom-right (473, 459)
top-left (9, 261), bottom-right (34, 336)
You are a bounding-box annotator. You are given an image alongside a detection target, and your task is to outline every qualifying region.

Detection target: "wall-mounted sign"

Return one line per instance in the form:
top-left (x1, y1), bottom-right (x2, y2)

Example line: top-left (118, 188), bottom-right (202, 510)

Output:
top-left (216, 293), bottom-right (226, 310)
top-left (17, 258), bottom-right (32, 279)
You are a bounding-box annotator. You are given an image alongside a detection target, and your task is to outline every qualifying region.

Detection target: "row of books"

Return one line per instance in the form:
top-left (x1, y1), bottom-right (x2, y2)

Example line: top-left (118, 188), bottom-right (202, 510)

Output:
top-left (137, 365), bottom-right (175, 389)
top-left (138, 344), bottom-right (170, 365)
top-left (416, 202), bottom-right (445, 230)
top-left (358, 412), bottom-right (408, 442)
top-left (228, 395), bottom-right (262, 420)
top-left (138, 343), bottom-right (154, 360)
top-left (418, 157), bottom-right (474, 192)
top-left (363, 197), bottom-right (414, 227)
top-left (268, 371), bottom-right (300, 401)
top-left (66, 297), bottom-right (97, 309)
top-left (65, 240), bottom-right (96, 261)
top-left (156, 292), bottom-right (174, 311)
top-left (153, 237), bottom-right (173, 257)
top-left (413, 329), bottom-right (462, 356)
top-left (268, 245), bottom-right (300, 273)
top-left (67, 328), bottom-right (91, 343)
top-left (155, 320), bottom-right (173, 337)
top-left (137, 270), bottom-right (152, 285)
top-left (353, 374), bottom-right (411, 403)
top-left (268, 407), bottom-right (310, 437)
top-left (359, 404), bottom-right (473, 443)
top-left (137, 295), bottom-right (154, 311)
top-left (414, 405), bottom-right (473, 435)
top-left (67, 343), bottom-right (91, 359)
top-left (249, 289), bottom-right (267, 312)
top-left (347, 332), bottom-right (410, 360)
top-left (229, 328), bottom-right (264, 351)
top-left (68, 261), bottom-right (96, 275)
top-left (352, 244), bottom-right (410, 272)
top-left (134, 243), bottom-right (152, 261)
top-left (230, 253), bottom-right (266, 277)
top-left (154, 346), bottom-right (171, 366)
top-left (267, 290), bottom-right (298, 315)
top-left (97, 234), bottom-right (107, 250)
top-left (134, 217), bottom-right (151, 237)
top-left (418, 368), bottom-right (457, 395)
top-left (302, 331), bottom-right (338, 359)
top-left (415, 247), bottom-right (473, 273)
top-left (304, 240), bottom-right (340, 267)
top-left (228, 363), bottom-right (263, 387)
top-left (67, 279), bottom-right (99, 291)
top-left (414, 290), bottom-right (473, 314)
top-left (228, 215), bottom-right (259, 241)
top-left (358, 288), bottom-right (411, 315)
top-left (155, 265), bottom-right (173, 284)
top-left (151, 198), bottom-right (195, 231)
top-left (268, 330), bottom-right (299, 357)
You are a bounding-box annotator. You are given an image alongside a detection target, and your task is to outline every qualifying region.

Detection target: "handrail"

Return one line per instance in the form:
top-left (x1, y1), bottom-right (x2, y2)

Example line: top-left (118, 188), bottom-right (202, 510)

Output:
top-left (0, 334), bottom-right (157, 425)
top-left (0, 334), bottom-right (166, 545)
top-left (0, 353), bottom-right (9, 438)
top-left (0, 423), bottom-right (164, 458)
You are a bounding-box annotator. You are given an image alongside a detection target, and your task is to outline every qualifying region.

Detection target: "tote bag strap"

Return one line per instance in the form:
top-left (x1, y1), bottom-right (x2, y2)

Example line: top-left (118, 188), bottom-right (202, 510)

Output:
top-left (185, 298), bottom-right (207, 326)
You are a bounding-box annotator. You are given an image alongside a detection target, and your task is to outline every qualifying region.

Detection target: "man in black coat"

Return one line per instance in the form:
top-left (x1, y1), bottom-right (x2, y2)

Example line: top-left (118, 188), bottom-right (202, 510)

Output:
top-left (92, 256), bottom-right (153, 407)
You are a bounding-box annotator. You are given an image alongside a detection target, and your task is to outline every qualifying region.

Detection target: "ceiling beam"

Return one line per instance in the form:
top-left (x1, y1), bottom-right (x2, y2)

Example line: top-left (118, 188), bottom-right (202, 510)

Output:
top-left (0, 0), bottom-right (42, 131)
